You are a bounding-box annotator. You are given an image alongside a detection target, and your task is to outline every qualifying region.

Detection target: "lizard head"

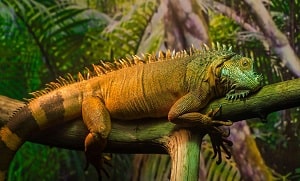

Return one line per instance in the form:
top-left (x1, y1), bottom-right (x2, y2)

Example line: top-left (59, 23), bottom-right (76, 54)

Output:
top-left (218, 54), bottom-right (262, 100)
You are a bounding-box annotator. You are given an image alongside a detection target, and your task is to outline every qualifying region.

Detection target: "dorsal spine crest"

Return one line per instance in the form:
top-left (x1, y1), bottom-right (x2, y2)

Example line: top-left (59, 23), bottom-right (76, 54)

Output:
top-left (26, 43), bottom-right (233, 100)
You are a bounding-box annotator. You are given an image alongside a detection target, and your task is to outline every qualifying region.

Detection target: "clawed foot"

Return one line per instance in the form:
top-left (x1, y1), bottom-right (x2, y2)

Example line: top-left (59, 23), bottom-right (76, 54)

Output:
top-left (206, 105), bottom-right (232, 127)
top-left (85, 153), bottom-right (112, 181)
top-left (208, 127), bottom-right (233, 164)
top-left (84, 133), bottom-right (112, 181)
top-left (205, 105), bottom-right (233, 164)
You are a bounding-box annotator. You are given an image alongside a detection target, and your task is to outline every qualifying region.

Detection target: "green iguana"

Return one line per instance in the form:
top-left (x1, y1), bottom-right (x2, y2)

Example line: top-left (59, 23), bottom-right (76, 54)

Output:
top-left (0, 43), bottom-right (262, 180)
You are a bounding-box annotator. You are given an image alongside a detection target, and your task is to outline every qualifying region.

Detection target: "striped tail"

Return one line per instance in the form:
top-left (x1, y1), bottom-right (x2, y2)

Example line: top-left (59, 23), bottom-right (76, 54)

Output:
top-left (0, 105), bottom-right (40, 180)
top-left (0, 87), bottom-right (82, 180)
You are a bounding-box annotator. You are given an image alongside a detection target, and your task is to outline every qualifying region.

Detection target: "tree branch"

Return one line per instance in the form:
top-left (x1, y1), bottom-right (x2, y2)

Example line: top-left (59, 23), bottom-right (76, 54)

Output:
top-left (213, 1), bottom-right (259, 33)
top-left (213, 0), bottom-right (300, 77)
top-left (242, 0), bottom-right (300, 77)
top-left (0, 79), bottom-right (299, 153)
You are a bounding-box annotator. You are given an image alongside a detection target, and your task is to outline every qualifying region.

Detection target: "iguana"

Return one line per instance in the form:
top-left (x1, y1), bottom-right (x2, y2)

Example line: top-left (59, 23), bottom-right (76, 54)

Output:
top-left (0, 43), bottom-right (262, 180)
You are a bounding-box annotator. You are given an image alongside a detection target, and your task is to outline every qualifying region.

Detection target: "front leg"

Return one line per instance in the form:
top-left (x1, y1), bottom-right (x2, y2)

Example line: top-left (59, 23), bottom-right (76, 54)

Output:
top-left (82, 96), bottom-right (111, 179)
top-left (168, 93), bottom-right (232, 164)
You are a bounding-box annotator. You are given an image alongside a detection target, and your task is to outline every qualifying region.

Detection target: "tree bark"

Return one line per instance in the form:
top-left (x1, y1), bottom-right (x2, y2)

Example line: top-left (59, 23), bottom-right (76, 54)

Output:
top-left (243, 0), bottom-right (300, 77)
top-left (213, 1), bottom-right (259, 33)
top-left (163, 0), bottom-right (210, 50)
top-left (163, 129), bottom-right (204, 181)
top-left (213, 0), bottom-right (300, 77)
top-left (229, 121), bottom-right (273, 181)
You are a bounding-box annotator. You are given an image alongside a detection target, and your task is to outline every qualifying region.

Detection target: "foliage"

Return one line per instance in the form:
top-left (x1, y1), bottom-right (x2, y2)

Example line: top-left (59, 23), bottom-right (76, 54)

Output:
top-left (249, 113), bottom-right (283, 150)
top-left (252, 0), bottom-right (300, 176)
top-left (83, 0), bottom-right (159, 62)
top-left (1, 0), bottom-right (300, 179)
top-left (9, 143), bottom-right (87, 181)
top-left (210, 0), bottom-right (300, 177)
top-left (202, 138), bottom-right (242, 181)
top-left (0, 0), bottom-right (107, 180)
top-left (270, 0), bottom-right (299, 52)
top-left (0, 1), bottom-right (42, 98)
top-left (0, 0), bottom-right (159, 180)
top-left (74, 0), bottom-right (138, 15)
top-left (209, 13), bottom-right (241, 43)
top-left (0, 0), bottom-right (108, 82)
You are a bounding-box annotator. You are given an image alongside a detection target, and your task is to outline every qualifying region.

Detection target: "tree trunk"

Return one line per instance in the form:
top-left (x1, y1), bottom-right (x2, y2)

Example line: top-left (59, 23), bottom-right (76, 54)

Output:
top-left (243, 0), bottom-right (300, 77)
top-left (163, 0), bottom-right (210, 50)
top-left (163, 129), bottom-right (204, 181)
top-left (213, 0), bottom-right (300, 77)
top-left (229, 121), bottom-right (273, 181)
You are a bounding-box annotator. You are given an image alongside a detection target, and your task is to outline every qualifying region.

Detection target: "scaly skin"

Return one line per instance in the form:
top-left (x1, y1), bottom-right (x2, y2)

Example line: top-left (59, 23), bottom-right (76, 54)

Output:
top-left (0, 44), bottom-right (262, 180)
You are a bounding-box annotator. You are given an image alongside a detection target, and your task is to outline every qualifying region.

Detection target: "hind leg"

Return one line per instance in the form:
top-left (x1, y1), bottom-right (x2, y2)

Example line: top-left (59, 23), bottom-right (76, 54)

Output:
top-left (82, 96), bottom-right (111, 179)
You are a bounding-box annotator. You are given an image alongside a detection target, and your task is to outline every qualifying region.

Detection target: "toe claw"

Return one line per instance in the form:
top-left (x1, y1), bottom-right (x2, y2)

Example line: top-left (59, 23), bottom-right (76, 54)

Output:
top-left (223, 138), bottom-right (233, 146)
top-left (216, 158), bottom-right (222, 165)
top-left (208, 127), bottom-right (233, 164)
top-left (84, 133), bottom-right (111, 181)
top-left (202, 105), bottom-right (234, 164)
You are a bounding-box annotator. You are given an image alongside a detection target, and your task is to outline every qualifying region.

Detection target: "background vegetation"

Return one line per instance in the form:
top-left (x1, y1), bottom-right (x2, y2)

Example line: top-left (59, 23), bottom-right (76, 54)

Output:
top-left (0, 0), bottom-right (299, 180)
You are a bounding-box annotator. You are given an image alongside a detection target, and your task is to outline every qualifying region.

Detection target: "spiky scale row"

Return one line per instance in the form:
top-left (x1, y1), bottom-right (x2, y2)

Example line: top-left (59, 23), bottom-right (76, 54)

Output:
top-left (27, 43), bottom-right (232, 100)
top-left (225, 90), bottom-right (250, 100)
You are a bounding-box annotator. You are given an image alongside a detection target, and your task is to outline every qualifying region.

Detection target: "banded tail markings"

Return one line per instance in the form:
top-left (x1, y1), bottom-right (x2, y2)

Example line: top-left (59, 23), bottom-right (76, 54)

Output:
top-left (62, 97), bottom-right (82, 122)
top-left (0, 127), bottom-right (16, 181)
top-left (0, 127), bottom-right (22, 151)
top-left (0, 139), bottom-right (15, 170)
top-left (60, 85), bottom-right (83, 122)
top-left (28, 92), bottom-right (65, 129)
top-left (6, 106), bottom-right (39, 138)
top-left (27, 100), bottom-right (48, 129)
top-left (0, 106), bottom-right (38, 178)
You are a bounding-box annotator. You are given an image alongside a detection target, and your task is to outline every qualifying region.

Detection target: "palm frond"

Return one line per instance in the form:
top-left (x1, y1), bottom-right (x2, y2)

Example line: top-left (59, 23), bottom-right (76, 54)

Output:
top-left (108, 0), bottom-right (158, 57)
top-left (2, 0), bottom-right (108, 79)
top-left (0, 1), bottom-right (108, 180)
top-left (201, 139), bottom-right (242, 181)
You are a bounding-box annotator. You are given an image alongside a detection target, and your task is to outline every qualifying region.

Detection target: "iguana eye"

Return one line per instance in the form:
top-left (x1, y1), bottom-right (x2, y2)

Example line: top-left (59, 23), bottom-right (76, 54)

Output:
top-left (240, 59), bottom-right (250, 68)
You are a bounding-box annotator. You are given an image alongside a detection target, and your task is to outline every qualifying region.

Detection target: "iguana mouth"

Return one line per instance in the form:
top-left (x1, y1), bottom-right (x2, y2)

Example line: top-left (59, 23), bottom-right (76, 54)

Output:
top-left (222, 74), bottom-right (262, 100)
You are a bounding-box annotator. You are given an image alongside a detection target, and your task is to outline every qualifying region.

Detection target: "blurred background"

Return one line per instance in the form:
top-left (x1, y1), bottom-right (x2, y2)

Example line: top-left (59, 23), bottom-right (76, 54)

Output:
top-left (0, 0), bottom-right (299, 180)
